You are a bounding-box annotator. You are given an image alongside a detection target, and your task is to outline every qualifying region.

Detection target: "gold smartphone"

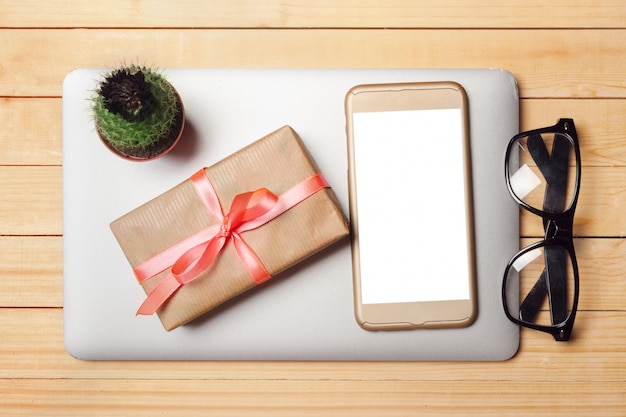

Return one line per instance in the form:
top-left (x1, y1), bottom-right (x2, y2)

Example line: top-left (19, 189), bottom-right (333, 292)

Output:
top-left (345, 82), bottom-right (477, 330)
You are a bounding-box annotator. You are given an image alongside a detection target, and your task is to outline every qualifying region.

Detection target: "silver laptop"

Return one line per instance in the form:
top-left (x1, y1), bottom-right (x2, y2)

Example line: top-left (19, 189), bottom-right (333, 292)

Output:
top-left (63, 68), bottom-right (520, 360)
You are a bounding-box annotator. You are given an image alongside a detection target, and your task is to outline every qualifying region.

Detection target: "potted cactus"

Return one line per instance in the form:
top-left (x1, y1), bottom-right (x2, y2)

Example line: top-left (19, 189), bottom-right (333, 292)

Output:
top-left (92, 65), bottom-right (185, 161)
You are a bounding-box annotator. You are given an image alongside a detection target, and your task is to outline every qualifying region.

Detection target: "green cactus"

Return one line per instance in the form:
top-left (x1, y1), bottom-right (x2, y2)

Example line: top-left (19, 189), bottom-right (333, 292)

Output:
top-left (92, 65), bottom-right (184, 160)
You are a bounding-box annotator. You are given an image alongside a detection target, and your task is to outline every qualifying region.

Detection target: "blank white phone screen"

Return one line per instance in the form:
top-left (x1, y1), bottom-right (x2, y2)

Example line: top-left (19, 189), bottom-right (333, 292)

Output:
top-left (353, 108), bottom-right (471, 304)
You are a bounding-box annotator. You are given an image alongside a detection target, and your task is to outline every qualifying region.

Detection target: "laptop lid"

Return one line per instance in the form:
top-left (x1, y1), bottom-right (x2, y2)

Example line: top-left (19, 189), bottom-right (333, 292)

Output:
top-left (63, 68), bottom-right (519, 360)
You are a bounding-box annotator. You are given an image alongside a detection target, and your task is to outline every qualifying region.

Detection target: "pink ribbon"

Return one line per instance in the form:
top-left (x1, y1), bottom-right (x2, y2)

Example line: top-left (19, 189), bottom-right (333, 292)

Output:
top-left (134, 169), bottom-right (329, 316)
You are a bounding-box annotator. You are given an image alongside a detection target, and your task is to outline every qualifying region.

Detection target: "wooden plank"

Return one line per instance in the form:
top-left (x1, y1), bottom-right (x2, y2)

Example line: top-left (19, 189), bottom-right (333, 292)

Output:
top-left (1, 308), bottom-right (625, 382)
top-left (2, 0), bottom-right (625, 29)
top-left (521, 99), bottom-right (626, 167)
top-left (0, 98), bottom-right (62, 166)
top-left (0, 165), bottom-right (620, 237)
top-left (517, 238), bottom-right (626, 312)
top-left (0, 236), bottom-right (62, 307)
top-left (1, 29), bottom-right (625, 98)
top-left (0, 378), bottom-right (624, 416)
top-left (3, 97), bottom-right (626, 167)
top-left (0, 166), bottom-right (62, 236)
top-left (2, 236), bottom-right (620, 310)
top-left (520, 167), bottom-right (626, 237)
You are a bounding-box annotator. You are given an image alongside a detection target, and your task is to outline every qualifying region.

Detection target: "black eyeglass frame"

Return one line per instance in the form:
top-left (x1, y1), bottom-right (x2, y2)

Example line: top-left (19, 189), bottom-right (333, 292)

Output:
top-left (502, 118), bottom-right (581, 341)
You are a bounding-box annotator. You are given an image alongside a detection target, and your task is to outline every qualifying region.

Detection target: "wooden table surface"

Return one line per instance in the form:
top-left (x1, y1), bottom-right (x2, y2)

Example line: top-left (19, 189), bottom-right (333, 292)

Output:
top-left (2, 1), bottom-right (625, 415)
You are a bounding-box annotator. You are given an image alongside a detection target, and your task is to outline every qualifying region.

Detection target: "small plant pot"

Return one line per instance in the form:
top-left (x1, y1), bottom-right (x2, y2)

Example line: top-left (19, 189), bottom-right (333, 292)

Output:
top-left (96, 92), bottom-right (185, 161)
top-left (92, 66), bottom-right (186, 161)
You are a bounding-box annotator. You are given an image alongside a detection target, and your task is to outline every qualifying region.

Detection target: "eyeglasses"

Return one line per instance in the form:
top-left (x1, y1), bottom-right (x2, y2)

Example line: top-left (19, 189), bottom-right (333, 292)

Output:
top-left (502, 118), bottom-right (581, 341)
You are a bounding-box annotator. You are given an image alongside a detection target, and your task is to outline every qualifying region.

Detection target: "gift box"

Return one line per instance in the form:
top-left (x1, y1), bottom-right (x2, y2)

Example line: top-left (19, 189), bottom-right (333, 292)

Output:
top-left (110, 126), bottom-right (349, 331)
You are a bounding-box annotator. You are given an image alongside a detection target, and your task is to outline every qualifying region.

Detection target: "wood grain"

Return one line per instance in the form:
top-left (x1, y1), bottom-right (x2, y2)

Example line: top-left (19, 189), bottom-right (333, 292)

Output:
top-left (2, 0), bottom-right (625, 29)
top-left (519, 167), bottom-right (626, 237)
top-left (1, 378), bottom-right (624, 416)
top-left (0, 165), bottom-right (621, 237)
top-left (2, 97), bottom-right (626, 166)
top-left (1, 29), bottom-right (625, 98)
top-left (0, 166), bottom-right (61, 236)
top-left (0, 98), bottom-right (62, 166)
top-left (520, 99), bottom-right (626, 167)
top-left (1, 237), bottom-right (621, 311)
top-left (1, 309), bottom-right (624, 383)
top-left (0, 237), bottom-right (62, 307)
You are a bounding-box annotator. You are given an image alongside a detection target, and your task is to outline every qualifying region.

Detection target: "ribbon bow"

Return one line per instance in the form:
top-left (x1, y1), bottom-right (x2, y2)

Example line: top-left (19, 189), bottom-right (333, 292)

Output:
top-left (133, 169), bottom-right (329, 316)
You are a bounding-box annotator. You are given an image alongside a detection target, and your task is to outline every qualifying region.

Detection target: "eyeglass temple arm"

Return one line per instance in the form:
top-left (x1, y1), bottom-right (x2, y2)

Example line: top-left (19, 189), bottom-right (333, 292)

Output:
top-left (520, 135), bottom-right (571, 325)
top-left (545, 247), bottom-right (569, 325)
top-left (527, 133), bottom-right (570, 213)
top-left (519, 248), bottom-right (569, 326)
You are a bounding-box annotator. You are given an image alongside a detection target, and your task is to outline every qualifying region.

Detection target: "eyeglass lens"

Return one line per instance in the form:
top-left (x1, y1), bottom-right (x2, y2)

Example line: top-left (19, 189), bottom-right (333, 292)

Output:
top-left (504, 244), bottom-right (575, 329)
top-left (507, 132), bottom-right (577, 214)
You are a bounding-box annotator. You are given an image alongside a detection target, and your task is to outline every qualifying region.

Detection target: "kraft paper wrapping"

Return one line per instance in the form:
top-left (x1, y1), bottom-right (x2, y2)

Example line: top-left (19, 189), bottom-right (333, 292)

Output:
top-left (110, 126), bottom-right (349, 331)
